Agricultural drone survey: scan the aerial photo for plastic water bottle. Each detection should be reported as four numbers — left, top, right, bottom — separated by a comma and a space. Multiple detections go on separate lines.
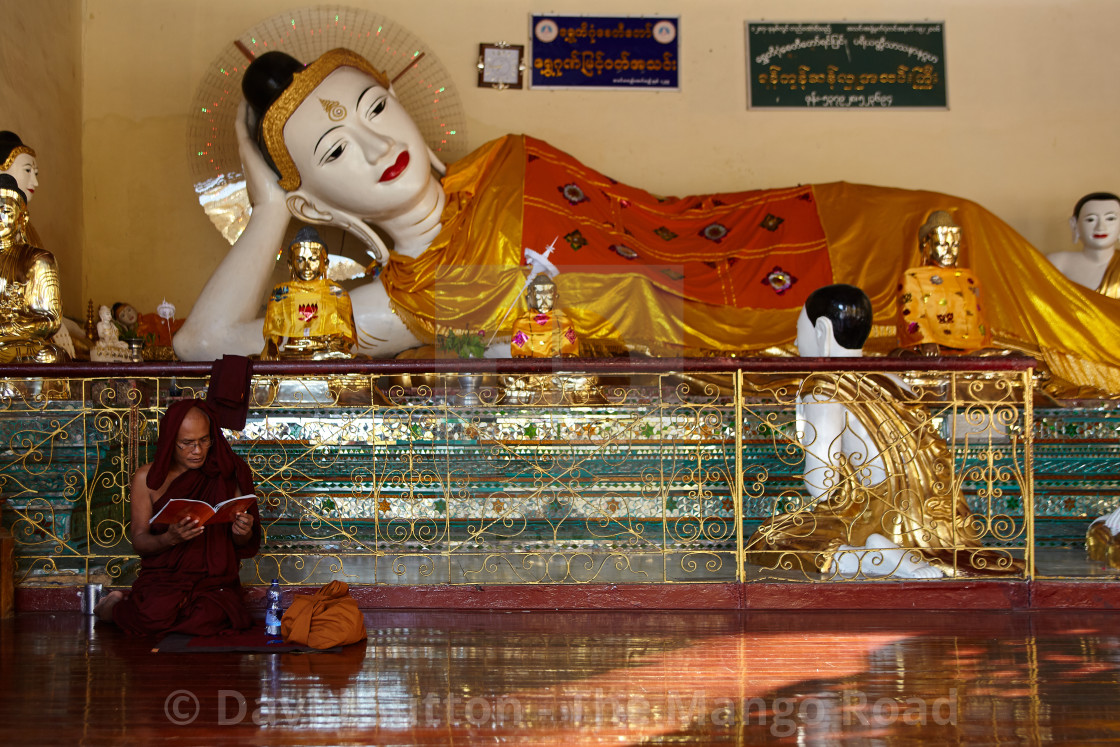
265, 579, 282, 635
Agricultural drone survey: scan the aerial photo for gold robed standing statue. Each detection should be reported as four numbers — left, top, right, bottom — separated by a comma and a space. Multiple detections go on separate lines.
260, 226, 357, 360
0, 174, 65, 363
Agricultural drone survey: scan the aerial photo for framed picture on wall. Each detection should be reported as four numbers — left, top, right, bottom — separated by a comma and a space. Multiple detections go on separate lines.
478, 43, 525, 89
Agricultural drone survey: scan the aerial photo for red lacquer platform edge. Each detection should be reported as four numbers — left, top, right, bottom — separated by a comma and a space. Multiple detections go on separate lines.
16, 579, 1120, 613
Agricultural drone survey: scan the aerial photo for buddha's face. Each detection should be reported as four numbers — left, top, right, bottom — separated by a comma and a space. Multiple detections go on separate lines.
0, 196, 27, 242
283, 67, 431, 220
289, 243, 327, 281
2, 153, 38, 201
1076, 199, 1120, 251
923, 226, 961, 268
529, 282, 556, 313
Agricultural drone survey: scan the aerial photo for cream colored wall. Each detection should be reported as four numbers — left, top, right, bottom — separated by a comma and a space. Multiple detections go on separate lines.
78, 0, 1120, 318
0, 0, 83, 319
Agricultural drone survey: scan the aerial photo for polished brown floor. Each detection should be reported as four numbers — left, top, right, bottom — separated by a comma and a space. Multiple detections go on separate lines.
3, 608, 1120, 745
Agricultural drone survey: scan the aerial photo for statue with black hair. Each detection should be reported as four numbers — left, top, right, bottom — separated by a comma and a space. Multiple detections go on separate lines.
745, 283, 1022, 579
1049, 192, 1120, 297
0, 131, 41, 248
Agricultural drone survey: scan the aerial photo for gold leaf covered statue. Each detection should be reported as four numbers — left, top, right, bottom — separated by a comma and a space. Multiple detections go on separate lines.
510, 274, 579, 358
260, 226, 357, 360
0, 174, 65, 363
896, 210, 991, 355
745, 284, 1021, 579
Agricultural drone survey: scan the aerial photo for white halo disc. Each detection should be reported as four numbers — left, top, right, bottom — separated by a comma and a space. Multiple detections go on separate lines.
188, 5, 468, 244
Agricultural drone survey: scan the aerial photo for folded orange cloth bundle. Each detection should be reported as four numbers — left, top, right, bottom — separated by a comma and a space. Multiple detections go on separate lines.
280, 580, 366, 649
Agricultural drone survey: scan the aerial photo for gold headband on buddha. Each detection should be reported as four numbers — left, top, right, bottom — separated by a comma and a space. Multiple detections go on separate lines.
0, 145, 36, 172
289, 240, 327, 255
261, 48, 391, 191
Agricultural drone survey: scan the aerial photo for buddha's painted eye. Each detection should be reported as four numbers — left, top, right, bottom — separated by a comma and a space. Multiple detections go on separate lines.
322, 142, 346, 165
366, 96, 387, 120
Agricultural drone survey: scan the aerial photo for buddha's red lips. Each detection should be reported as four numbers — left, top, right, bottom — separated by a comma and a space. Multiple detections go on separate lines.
379, 152, 410, 182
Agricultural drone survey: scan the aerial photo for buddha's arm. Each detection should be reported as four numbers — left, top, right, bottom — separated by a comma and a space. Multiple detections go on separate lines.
0, 254, 62, 341
798, 398, 846, 502
174, 103, 291, 361
347, 280, 422, 357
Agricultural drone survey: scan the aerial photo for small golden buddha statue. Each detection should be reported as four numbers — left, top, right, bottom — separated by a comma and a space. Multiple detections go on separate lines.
510, 274, 579, 358
896, 210, 991, 355
261, 227, 357, 360
0, 174, 65, 363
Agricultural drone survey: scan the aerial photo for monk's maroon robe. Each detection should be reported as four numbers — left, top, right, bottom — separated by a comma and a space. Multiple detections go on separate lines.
113, 400, 261, 636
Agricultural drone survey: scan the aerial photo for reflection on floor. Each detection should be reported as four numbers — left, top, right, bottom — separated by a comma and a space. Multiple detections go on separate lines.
3, 607, 1119, 745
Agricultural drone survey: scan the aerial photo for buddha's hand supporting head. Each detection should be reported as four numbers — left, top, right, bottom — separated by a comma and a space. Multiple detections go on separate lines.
242, 48, 438, 264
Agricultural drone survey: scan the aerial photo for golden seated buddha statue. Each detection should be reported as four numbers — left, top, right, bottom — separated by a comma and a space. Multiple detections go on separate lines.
260, 227, 357, 360
0, 174, 65, 363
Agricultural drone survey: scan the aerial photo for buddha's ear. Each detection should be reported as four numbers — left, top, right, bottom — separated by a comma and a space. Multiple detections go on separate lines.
286, 191, 334, 225
428, 147, 447, 177
1070, 215, 1081, 245
286, 191, 389, 266
813, 316, 835, 357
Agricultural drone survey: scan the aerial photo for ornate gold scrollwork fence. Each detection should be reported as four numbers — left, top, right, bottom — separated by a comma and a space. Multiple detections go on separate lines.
0, 357, 1035, 587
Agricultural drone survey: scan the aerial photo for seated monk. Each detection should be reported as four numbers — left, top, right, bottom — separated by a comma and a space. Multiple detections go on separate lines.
745, 284, 1023, 579
896, 210, 991, 355
510, 274, 579, 358
0, 174, 65, 363
260, 227, 357, 360
1048, 192, 1120, 297
95, 400, 261, 635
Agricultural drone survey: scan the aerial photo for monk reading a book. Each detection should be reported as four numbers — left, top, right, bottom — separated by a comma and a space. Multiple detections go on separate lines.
95, 400, 261, 635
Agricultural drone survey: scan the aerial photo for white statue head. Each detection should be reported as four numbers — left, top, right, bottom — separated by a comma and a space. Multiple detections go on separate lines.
0, 132, 37, 202
1070, 192, 1120, 252
797, 284, 873, 358
243, 49, 438, 256
98, 304, 112, 323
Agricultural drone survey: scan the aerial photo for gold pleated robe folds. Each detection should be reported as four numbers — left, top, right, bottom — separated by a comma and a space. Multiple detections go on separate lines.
1086, 520, 1120, 569
744, 373, 1024, 578
261, 278, 356, 354
379, 134, 1120, 393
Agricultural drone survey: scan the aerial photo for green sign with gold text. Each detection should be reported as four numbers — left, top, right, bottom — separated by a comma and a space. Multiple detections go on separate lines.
747, 22, 946, 109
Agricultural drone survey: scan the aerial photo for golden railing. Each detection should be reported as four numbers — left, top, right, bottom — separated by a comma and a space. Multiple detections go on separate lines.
0, 357, 1037, 587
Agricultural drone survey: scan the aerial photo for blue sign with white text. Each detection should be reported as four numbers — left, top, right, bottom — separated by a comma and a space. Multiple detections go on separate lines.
530, 15, 680, 90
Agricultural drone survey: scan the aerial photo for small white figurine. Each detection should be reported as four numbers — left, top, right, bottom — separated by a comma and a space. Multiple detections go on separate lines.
90, 304, 131, 362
